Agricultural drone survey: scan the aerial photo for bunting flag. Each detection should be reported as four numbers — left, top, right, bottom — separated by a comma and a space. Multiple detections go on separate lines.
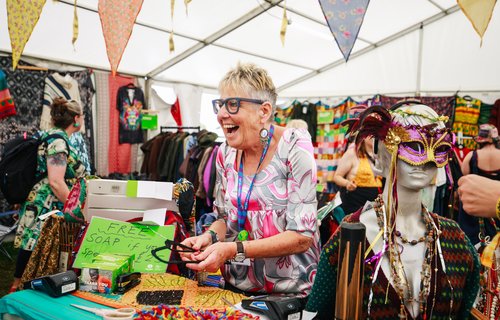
98, 0, 144, 75
72, 0, 79, 47
280, 2, 288, 46
170, 0, 176, 53
458, 0, 497, 44
7, 0, 47, 69
184, 0, 192, 16
319, 0, 370, 62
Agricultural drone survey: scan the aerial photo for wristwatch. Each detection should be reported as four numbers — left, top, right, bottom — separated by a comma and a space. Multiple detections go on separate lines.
206, 230, 219, 244
234, 241, 246, 262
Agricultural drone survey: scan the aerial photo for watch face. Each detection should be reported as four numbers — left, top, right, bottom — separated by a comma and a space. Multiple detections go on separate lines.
234, 253, 245, 263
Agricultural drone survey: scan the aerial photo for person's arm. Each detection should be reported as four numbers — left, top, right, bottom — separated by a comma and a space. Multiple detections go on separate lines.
333, 148, 356, 190
460, 151, 473, 176
47, 147, 70, 203
458, 174, 500, 218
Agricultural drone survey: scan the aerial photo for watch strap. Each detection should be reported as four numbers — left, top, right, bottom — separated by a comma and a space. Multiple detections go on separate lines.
207, 230, 218, 244
236, 241, 244, 254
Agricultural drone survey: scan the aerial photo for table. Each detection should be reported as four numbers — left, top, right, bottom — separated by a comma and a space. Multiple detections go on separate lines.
0, 290, 111, 320
0, 290, 317, 320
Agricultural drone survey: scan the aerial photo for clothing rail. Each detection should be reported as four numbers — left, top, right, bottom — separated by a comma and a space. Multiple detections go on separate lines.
160, 126, 201, 133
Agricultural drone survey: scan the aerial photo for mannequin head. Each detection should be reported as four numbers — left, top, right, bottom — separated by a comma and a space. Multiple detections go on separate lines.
370, 104, 449, 190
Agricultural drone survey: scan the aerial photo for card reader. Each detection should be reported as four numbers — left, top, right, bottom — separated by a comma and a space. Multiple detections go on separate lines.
241, 295, 303, 320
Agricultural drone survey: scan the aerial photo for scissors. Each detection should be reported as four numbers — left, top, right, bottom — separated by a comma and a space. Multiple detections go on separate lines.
71, 304, 135, 319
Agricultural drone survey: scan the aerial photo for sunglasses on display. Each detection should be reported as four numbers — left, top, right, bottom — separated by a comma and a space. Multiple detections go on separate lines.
212, 97, 265, 115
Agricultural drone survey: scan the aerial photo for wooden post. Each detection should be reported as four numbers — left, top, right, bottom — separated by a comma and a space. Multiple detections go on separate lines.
335, 222, 366, 320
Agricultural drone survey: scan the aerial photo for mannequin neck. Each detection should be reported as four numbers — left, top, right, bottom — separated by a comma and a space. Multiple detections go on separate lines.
381, 179, 423, 218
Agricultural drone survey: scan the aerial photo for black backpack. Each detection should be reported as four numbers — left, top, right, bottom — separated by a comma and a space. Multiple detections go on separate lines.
0, 133, 69, 204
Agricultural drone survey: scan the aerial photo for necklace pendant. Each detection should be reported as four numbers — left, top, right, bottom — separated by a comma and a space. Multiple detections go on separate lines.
238, 230, 249, 241
410, 239, 418, 246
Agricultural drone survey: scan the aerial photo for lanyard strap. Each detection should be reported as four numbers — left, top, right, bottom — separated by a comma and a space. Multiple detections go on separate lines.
237, 125, 275, 231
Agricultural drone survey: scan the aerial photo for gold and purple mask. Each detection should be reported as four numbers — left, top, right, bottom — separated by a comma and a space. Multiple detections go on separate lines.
385, 124, 452, 168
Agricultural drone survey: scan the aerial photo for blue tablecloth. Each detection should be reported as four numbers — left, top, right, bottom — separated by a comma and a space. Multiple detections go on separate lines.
0, 290, 114, 320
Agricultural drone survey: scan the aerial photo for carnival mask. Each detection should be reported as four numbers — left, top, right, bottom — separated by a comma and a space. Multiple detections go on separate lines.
386, 125, 452, 168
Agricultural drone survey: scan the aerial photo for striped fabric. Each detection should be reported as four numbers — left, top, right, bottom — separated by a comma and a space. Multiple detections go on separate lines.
94, 71, 110, 176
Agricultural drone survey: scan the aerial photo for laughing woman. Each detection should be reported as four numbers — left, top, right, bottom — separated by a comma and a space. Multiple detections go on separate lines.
180, 62, 320, 297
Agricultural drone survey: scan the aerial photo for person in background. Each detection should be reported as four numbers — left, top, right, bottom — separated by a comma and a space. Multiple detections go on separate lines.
180, 62, 320, 297
333, 137, 382, 214
286, 119, 308, 130
458, 124, 500, 245
9, 97, 88, 293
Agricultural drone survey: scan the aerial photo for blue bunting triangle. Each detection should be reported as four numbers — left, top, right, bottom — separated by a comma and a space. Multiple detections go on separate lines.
319, 0, 370, 62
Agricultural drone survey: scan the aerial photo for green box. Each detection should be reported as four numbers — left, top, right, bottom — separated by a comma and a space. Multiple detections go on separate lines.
79, 253, 134, 294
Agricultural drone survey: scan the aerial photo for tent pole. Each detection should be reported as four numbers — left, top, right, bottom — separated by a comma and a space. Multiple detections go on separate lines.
416, 23, 424, 97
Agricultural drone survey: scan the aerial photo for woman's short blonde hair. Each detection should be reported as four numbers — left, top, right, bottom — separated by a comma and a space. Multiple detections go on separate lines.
219, 62, 278, 116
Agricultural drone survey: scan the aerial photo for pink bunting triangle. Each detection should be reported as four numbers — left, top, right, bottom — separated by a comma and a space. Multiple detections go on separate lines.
98, 0, 144, 75
7, 0, 47, 69
319, 0, 370, 62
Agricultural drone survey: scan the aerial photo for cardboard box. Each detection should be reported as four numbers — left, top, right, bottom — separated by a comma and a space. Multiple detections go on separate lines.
78, 253, 134, 294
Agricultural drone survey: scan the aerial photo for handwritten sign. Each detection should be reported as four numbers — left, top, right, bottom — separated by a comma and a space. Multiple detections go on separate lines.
73, 217, 175, 273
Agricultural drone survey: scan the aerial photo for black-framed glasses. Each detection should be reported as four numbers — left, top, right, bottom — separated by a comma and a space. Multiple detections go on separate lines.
212, 97, 265, 115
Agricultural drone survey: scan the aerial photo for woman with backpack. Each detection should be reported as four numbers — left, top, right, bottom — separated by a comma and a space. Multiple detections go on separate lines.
9, 97, 88, 293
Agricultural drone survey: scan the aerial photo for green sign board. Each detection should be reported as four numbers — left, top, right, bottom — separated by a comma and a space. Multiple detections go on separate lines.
317, 110, 334, 124
141, 114, 158, 130
73, 217, 175, 273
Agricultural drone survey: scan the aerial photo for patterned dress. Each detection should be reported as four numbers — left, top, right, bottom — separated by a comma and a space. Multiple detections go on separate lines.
214, 128, 320, 296
306, 202, 480, 319
14, 128, 87, 251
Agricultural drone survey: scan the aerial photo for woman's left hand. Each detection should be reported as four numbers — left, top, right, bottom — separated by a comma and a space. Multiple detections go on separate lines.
186, 242, 236, 273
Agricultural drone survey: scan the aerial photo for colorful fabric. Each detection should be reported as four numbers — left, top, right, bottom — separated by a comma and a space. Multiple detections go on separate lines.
98, 0, 144, 75
6, 0, 46, 69
14, 128, 87, 251
171, 97, 182, 126
0, 70, 16, 119
318, 0, 370, 61
306, 205, 480, 319
452, 96, 481, 149
274, 104, 293, 126
379, 95, 455, 119
214, 128, 320, 296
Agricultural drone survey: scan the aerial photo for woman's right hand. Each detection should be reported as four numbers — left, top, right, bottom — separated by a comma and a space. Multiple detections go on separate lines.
346, 181, 357, 191
179, 234, 212, 261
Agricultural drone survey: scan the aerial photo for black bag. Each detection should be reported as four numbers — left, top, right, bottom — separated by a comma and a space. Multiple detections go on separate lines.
0, 133, 69, 204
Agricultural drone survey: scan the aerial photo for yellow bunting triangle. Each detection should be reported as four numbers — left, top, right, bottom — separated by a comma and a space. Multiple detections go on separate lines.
280, 4, 288, 47
98, 0, 144, 75
170, 0, 176, 53
72, 0, 79, 47
458, 0, 497, 44
184, 0, 192, 16
7, 0, 47, 69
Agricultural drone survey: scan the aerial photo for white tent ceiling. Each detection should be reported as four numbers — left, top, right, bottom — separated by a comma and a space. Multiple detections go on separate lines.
0, 0, 499, 97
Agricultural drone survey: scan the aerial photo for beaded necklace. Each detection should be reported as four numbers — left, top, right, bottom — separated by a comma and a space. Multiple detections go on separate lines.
373, 196, 436, 319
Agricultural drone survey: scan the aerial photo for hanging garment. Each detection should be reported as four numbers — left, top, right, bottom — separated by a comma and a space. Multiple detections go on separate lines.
41, 72, 91, 172
70, 71, 96, 174
291, 100, 317, 141
94, 71, 111, 176
108, 75, 134, 174
0, 57, 48, 214
117, 84, 146, 144
0, 70, 16, 119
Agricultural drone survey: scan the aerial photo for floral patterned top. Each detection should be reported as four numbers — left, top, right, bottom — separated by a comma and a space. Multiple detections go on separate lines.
14, 128, 87, 251
214, 128, 320, 296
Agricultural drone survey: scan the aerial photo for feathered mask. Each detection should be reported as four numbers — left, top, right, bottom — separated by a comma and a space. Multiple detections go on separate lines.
343, 105, 452, 168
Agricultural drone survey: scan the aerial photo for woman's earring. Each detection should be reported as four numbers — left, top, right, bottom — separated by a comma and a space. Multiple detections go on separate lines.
73, 122, 80, 128
259, 127, 269, 146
